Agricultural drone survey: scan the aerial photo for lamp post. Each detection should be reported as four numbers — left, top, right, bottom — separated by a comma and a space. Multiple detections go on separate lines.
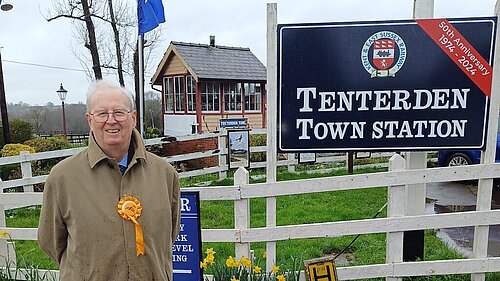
56, 83, 68, 137
0, 1, 13, 145
0, 49, 10, 145
0, 0, 13, 11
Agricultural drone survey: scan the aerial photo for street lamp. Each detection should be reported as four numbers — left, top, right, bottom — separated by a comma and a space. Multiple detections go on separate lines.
0, 0, 13, 11
0, 1, 13, 145
56, 83, 68, 137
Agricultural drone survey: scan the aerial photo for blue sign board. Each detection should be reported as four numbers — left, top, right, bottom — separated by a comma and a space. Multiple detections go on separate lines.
277, 17, 496, 152
173, 191, 202, 281
220, 117, 248, 129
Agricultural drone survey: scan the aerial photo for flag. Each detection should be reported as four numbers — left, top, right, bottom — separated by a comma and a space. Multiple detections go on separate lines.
138, 0, 165, 35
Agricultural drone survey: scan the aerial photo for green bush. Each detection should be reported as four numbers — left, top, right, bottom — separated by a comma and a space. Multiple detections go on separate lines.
250, 134, 266, 162
0, 144, 35, 157
24, 136, 71, 153
0, 144, 36, 182
9, 119, 34, 144
145, 127, 161, 139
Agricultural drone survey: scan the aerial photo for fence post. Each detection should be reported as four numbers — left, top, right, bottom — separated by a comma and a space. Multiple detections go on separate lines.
471, 2, 500, 281
0, 178, 7, 267
20, 151, 34, 192
218, 130, 228, 180
386, 154, 406, 281
287, 153, 295, 173
266, 2, 278, 272
234, 167, 250, 260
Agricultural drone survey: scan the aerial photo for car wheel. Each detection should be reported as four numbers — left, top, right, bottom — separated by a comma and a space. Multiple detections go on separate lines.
447, 153, 472, 166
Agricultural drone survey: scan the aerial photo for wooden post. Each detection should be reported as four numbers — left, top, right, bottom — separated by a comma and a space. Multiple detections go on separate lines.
20, 151, 34, 192
218, 129, 227, 180
234, 167, 251, 260
471, 2, 500, 280
0, 179, 7, 267
266, 2, 278, 272
403, 0, 434, 262
347, 152, 354, 174
287, 153, 295, 173
386, 154, 406, 281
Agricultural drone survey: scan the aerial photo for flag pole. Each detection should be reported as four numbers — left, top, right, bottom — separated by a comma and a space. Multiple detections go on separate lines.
138, 34, 145, 137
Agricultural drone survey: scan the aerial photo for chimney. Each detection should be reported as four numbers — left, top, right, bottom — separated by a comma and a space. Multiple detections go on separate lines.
209, 35, 215, 47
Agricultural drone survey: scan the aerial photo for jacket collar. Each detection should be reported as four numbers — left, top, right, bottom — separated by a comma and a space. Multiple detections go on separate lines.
88, 129, 147, 169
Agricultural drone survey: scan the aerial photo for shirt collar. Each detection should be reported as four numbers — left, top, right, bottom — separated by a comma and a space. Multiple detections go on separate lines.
87, 128, 147, 169
118, 153, 128, 167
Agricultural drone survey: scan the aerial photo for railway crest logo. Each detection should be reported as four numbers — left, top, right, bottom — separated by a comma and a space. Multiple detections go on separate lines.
361, 31, 407, 77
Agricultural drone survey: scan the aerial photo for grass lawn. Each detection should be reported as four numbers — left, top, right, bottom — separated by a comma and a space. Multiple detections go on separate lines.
5, 165, 500, 280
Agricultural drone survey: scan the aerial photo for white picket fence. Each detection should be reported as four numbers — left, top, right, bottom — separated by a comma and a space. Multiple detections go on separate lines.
0, 132, 499, 280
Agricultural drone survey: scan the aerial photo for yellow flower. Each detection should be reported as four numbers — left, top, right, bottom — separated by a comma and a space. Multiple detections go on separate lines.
204, 254, 215, 265
276, 274, 286, 281
0, 231, 8, 238
253, 265, 262, 273
272, 265, 280, 273
206, 248, 216, 256
240, 256, 252, 267
226, 256, 236, 267
262, 251, 266, 258
230, 276, 239, 281
200, 261, 207, 269
233, 260, 242, 267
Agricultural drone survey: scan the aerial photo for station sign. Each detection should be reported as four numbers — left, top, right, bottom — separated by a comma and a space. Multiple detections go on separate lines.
220, 117, 248, 129
278, 17, 497, 152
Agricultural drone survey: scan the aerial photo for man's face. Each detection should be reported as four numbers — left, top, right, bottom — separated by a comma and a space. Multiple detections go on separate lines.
86, 87, 137, 156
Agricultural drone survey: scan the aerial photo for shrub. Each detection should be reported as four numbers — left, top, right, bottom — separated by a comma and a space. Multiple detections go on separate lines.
9, 119, 34, 144
24, 135, 71, 153
0, 144, 36, 182
250, 134, 266, 162
0, 144, 35, 157
145, 127, 161, 139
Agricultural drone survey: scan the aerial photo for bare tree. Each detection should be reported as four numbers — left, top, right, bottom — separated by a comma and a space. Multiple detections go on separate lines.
26, 106, 47, 134
46, 0, 103, 80
106, 0, 124, 86
47, 0, 164, 90
144, 90, 162, 131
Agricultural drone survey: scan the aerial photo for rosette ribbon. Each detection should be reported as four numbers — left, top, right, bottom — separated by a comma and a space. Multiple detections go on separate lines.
117, 196, 145, 256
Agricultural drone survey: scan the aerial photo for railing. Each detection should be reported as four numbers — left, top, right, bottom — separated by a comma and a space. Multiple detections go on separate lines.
0, 133, 498, 280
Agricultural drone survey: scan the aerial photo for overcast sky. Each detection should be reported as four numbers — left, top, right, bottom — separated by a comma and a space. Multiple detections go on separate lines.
0, 0, 497, 106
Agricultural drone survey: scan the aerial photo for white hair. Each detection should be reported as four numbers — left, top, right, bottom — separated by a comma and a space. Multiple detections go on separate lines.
86, 80, 135, 112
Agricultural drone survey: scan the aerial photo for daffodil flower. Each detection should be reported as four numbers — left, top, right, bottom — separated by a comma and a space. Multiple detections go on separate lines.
204, 254, 215, 265
272, 265, 280, 273
205, 248, 216, 256
253, 265, 262, 273
226, 256, 235, 267
230, 276, 239, 281
240, 256, 252, 267
200, 261, 207, 269
276, 274, 286, 281
0, 231, 8, 238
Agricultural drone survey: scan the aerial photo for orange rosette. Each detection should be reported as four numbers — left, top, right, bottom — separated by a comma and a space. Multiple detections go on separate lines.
117, 196, 145, 256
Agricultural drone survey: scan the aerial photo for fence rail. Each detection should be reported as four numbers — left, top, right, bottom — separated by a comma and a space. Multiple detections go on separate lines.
0, 132, 498, 280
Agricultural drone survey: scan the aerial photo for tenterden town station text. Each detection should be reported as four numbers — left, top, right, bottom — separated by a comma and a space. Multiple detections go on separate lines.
295, 87, 470, 141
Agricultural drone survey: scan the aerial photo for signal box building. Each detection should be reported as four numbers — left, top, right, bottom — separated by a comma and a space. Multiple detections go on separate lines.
151, 39, 267, 136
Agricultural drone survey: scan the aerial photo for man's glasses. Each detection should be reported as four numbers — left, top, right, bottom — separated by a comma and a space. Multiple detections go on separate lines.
90, 110, 131, 123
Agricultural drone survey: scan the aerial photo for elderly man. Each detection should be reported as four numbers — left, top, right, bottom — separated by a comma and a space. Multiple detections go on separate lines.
38, 80, 180, 281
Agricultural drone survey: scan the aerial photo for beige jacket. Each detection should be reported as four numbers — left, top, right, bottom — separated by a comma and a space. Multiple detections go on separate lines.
38, 129, 180, 281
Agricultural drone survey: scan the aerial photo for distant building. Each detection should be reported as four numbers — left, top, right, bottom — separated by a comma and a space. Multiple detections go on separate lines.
151, 37, 267, 136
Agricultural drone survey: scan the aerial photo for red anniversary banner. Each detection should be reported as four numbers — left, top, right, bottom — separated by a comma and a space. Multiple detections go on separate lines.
416, 19, 493, 97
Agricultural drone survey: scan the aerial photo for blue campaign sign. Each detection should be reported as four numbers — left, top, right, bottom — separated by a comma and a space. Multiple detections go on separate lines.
277, 17, 497, 152
173, 191, 203, 281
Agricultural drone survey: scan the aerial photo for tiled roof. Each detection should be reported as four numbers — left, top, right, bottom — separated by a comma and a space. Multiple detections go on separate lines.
172, 41, 266, 81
